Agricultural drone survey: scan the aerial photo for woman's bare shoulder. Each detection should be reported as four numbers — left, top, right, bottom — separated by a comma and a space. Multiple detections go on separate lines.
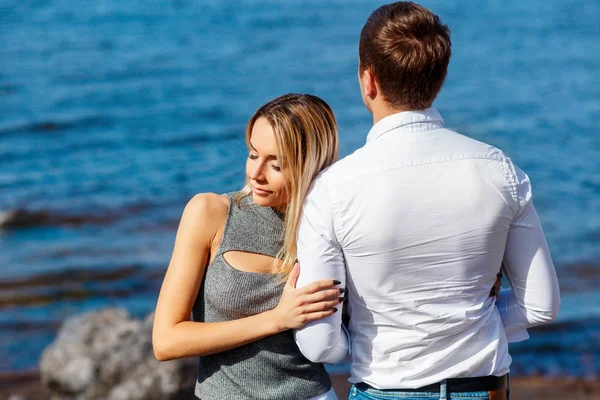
187, 193, 229, 212
182, 193, 229, 226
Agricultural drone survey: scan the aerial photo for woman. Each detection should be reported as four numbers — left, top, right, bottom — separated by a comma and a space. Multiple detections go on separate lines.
152, 93, 344, 399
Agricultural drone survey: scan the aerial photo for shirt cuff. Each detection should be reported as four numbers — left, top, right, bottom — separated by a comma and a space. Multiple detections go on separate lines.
506, 328, 529, 343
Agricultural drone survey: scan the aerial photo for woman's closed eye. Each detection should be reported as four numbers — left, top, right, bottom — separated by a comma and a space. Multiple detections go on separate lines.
248, 152, 258, 160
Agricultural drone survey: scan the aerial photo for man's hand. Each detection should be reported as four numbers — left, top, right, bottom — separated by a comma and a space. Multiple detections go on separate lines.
490, 269, 502, 299
341, 295, 350, 329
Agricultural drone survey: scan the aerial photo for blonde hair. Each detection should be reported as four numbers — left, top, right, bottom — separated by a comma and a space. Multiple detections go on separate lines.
235, 94, 339, 278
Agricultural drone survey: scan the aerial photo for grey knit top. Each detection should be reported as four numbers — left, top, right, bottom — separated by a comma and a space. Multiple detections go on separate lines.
192, 193, 331, 400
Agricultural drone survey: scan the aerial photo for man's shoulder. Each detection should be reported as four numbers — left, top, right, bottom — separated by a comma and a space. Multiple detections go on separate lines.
426, 127, 510, 164
314, 127, 511, 189
449, 129, 501, 150
314, 144, 372, 186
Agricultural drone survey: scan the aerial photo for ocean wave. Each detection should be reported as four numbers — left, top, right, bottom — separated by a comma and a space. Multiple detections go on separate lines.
0, 264, 161, 308
0, 264, 145, 291
0, 209, 114, 228
0, 115, 110, 136
160, 128, 241, 146
509, 318, 600, 376
0, 83, 19, 95
556, 262, 600, 294
0, 204, 152, 229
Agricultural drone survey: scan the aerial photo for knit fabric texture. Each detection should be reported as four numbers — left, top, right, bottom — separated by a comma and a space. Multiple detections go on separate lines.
192, 193, 332, 400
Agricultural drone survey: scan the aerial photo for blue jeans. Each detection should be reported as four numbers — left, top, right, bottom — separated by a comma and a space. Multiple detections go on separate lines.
348, 383, 495, 400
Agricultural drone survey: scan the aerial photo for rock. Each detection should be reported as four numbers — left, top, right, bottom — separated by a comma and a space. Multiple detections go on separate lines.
40, 309, 196, 399
0, 209, 50, 228
57, 357, 95, 393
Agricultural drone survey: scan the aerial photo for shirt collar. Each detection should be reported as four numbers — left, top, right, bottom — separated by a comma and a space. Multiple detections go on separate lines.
366, 107, 445, 143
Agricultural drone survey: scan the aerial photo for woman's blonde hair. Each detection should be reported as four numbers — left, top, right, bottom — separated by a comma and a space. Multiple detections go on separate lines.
235, 94, 339, 278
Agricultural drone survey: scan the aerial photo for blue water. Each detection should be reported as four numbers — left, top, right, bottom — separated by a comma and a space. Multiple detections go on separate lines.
1, 0, 599, 375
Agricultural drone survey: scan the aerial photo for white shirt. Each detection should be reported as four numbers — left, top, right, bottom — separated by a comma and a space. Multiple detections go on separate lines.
294, 108, 560, 389
309, 388, 337, 400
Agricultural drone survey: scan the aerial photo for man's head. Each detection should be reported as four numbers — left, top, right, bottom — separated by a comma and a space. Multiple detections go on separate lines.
358, 2, 451, 113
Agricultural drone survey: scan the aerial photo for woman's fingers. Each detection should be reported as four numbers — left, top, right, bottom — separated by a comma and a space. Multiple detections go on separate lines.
302, 298, 342, 313
303, 308, 337, 323
300, 288, 343, 305
299, 279, 341, 294
276, 272, 344, 329
286, 263, 301, 289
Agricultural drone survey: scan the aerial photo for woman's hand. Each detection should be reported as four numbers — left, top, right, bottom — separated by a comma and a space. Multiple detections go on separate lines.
271, 263, 343, 331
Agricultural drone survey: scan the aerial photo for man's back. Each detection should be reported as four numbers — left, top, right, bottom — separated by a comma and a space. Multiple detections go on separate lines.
295, 2, 558, 397
294, 108, 559, 389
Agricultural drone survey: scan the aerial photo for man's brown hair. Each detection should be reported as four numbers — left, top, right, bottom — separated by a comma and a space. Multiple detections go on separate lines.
359, 2, 451, 110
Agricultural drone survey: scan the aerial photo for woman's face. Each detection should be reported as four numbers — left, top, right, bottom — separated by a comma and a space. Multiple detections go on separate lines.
246, 117, 288, 210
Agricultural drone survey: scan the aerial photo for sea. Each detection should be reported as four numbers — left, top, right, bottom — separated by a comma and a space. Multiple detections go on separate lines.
1, 0, 599, 378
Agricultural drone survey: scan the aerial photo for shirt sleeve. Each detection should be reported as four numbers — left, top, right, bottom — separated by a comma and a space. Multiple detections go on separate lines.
497, 165, 561, 337
293, 177, 350, 363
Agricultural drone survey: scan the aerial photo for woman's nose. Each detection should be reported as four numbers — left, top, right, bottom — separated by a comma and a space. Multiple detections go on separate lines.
249, 162, 265, 181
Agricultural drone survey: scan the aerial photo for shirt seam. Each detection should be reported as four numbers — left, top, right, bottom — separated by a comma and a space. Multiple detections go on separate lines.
319, 179, 345, 250
328, 153, 508, 187
502, 157, 520, 216
368, 122, 444, 143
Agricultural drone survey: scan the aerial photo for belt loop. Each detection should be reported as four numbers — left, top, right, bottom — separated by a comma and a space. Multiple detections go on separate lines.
440, 379, 447, 400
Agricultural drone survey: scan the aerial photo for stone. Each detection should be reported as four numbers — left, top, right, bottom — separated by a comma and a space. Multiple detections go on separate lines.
40, 308, 196, 399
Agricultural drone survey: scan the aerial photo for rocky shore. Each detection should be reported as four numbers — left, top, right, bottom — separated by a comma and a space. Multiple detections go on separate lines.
3, 308, 598, 400
4, 370, 600, 400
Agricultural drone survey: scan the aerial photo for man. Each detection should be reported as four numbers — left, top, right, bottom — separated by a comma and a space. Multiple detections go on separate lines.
294, 2, 560, 400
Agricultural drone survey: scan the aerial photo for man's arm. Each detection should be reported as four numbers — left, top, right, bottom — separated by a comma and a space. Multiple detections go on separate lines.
293, 178, 350, 363
497, 200, 560, 332
496, 165, 560, 335
499, 262, 529, 343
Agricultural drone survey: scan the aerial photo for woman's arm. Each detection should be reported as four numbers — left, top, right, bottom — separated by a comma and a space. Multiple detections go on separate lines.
152, 193, 341, 361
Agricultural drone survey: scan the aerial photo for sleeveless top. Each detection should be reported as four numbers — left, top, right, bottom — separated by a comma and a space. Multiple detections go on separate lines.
192, 193, 332, 400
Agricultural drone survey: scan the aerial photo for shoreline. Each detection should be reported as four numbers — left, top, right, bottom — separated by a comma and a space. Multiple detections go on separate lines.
3, 266, 599, 375
2, 371, 600, 400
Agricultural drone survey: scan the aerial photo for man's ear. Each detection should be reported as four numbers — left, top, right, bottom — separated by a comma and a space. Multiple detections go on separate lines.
361, 69, 378, 99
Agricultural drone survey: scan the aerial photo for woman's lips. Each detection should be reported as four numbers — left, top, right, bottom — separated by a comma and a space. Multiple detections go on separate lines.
252, 186, 272, 196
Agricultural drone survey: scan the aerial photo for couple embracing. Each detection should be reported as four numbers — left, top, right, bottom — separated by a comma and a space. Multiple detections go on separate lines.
153, 2, 560, 400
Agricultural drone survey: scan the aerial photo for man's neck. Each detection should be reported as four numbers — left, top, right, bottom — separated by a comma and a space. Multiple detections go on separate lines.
371, 102, 407, 126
